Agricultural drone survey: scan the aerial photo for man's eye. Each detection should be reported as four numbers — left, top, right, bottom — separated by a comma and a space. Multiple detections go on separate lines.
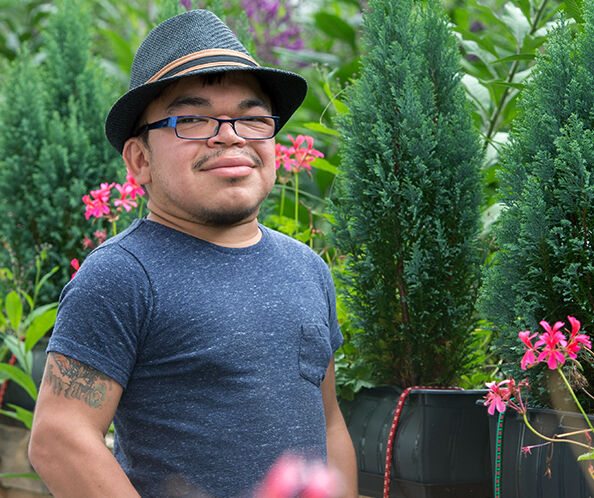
178, 116, 208, 125
242, 116, 269, 123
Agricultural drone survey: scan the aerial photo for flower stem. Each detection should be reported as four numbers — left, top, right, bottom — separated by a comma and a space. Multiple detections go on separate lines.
557, 367, 594, 434
280, 184, 286, 216
294, 172, 299, 224
522, 411, 592, 450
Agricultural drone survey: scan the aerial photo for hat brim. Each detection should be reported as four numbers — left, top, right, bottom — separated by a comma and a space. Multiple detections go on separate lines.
105, 65, 307, 154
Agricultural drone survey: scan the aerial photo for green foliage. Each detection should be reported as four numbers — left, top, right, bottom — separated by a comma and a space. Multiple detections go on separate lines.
453, 0, 564, 221
0, 247, 58, 429
332, 0, 484, 387
0, 0, 123, 302
479, 6, 594, 409
0, 0, 53, 60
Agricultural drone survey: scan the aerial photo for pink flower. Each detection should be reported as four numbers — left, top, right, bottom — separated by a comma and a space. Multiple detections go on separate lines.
566, 316, 592, 359
82, 194, 110, 220
114, 195, 138, 212
94, 230, 107, 245
484, 380, 512, 415
521, 348, 536, 371
535, 320, 568, 369
256, 454, 342, 498
519, 330, 538, 370
275, 135, 324, 173
121, 174, 145, 200
90, 182, 115, 203
70, 259, 80, 279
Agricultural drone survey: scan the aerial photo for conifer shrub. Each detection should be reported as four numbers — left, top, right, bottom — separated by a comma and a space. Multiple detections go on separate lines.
0, 0, 122, 302
332, 0, 483, 387
479, 7, 594, 410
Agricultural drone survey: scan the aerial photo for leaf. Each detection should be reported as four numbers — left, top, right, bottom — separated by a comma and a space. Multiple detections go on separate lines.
3, 334, 32, 374
0, 363, 37, 401
500, 3, 531, 44
33, 265, 59, 300
303, 122, 341, 137
5, 291, 22, 333
577, 450, 594, 461
24, 307, 57, 352
310, 158, 338, 175
491, 53, 536, 64
563, 0, 585, 24
0, 472, 40, 480
313, 12, 356, 48
0, 404, 34, 429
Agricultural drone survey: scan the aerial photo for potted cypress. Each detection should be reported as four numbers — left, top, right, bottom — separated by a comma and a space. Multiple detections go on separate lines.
331, 0, 488, 495
479, 1, 594, 495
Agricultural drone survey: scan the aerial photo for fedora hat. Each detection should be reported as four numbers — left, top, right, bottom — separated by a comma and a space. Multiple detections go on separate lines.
105, 9, 307, 153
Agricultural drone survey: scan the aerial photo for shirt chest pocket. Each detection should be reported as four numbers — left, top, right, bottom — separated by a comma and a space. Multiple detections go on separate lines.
298, 324, 332, 387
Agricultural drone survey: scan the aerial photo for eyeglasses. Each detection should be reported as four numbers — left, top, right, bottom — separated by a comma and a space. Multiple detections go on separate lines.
139, 115, 280, 140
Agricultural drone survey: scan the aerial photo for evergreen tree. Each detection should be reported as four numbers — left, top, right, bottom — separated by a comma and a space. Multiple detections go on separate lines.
332, 0, 483, 387
0, 0, 123, 301
479, 7, 594, 409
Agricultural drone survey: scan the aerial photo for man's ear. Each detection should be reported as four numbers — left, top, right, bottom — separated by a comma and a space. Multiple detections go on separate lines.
123, 137, 151, 185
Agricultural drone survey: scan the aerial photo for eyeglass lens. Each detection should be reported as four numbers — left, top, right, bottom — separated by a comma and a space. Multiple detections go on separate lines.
176, 116, 276, 139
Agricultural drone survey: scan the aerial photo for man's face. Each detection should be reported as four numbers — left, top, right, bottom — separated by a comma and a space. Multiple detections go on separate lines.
130, 73, 277, 228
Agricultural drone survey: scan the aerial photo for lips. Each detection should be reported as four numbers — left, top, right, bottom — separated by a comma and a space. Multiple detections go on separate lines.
200, 157, 255, 172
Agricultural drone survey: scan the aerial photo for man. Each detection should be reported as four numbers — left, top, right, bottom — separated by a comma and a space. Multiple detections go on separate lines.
28, 9, 357, 498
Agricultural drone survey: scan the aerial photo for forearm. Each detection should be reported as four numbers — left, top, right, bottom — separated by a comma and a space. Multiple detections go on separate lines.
327, 419, 358, 498
29, 425, 139, 497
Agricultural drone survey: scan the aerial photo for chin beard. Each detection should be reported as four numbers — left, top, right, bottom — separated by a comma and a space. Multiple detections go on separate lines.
196, 202, 261, 226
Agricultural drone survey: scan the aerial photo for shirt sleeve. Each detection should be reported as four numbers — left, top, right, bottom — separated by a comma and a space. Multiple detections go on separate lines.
48, 243, 152, 388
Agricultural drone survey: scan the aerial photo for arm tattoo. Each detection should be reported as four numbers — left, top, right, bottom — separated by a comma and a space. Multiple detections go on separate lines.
45, 352, 114, 409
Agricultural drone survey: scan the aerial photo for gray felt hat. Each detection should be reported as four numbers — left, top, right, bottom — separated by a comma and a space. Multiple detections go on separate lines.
105, 9, 308, 153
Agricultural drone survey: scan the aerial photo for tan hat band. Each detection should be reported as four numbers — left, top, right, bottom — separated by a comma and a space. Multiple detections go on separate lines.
146, 49, 260, 83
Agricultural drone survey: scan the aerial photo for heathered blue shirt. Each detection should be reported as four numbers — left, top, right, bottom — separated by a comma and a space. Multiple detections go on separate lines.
48, 219, 342, 497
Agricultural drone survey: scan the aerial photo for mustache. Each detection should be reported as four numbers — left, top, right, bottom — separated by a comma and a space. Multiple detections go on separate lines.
193, 150, 263, 170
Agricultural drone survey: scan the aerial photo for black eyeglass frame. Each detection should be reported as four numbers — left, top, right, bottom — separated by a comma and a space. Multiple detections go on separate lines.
137, 115, 281, 140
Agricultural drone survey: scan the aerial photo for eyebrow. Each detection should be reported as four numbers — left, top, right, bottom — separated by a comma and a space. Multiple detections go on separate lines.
166, 96, 272, 114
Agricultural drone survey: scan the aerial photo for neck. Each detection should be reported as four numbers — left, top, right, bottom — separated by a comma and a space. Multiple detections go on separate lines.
146, 211, 262, 248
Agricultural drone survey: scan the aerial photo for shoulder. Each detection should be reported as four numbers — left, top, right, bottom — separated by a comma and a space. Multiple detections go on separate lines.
262, 225, 323, 262
260, 225, 334, 283
66, 221, 154, 299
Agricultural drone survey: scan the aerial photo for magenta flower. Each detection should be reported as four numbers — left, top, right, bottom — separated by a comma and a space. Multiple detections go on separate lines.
82, 194, 110, 220
484, 380, 512, 415
519, 330, 538, 370
70, 259, 80, 279
275, 135, 324, 173
535, 320, 568, 369
521, 348, 536, 370
566, 315, 592, 359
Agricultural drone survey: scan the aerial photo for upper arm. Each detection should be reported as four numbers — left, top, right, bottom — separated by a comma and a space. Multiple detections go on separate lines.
33, 351, 123, 437
321, 356, 341, 427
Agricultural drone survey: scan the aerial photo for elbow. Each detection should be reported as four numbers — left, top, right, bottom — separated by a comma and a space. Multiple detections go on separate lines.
28, 424, 53, 475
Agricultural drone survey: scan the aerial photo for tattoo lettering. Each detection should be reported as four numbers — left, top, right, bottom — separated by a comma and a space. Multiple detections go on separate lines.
45, 352, 113, 408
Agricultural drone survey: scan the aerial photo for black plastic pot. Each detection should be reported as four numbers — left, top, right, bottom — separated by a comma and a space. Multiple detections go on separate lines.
489, 407, 594, 498
340, 386, 492, 498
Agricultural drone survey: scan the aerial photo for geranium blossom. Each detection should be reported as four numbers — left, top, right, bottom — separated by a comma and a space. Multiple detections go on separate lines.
519, 330, 538, 370
566, 316, 592, 359
484, 379, 513, 415
275, 135, 324, 173
535, 320, 568, 369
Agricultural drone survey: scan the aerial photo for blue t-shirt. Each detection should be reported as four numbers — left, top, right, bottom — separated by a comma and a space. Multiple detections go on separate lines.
48, 219, 342, 497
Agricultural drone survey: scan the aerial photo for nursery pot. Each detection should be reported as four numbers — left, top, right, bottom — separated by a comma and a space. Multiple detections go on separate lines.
340, 386, 492, 498
489, 406, 594, 498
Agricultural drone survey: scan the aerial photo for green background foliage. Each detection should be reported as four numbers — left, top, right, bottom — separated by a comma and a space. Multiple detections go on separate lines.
0, 0, 123, 299
331, 0, 484, 387
0, 0, 592, 403
479, 6, 594, 409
